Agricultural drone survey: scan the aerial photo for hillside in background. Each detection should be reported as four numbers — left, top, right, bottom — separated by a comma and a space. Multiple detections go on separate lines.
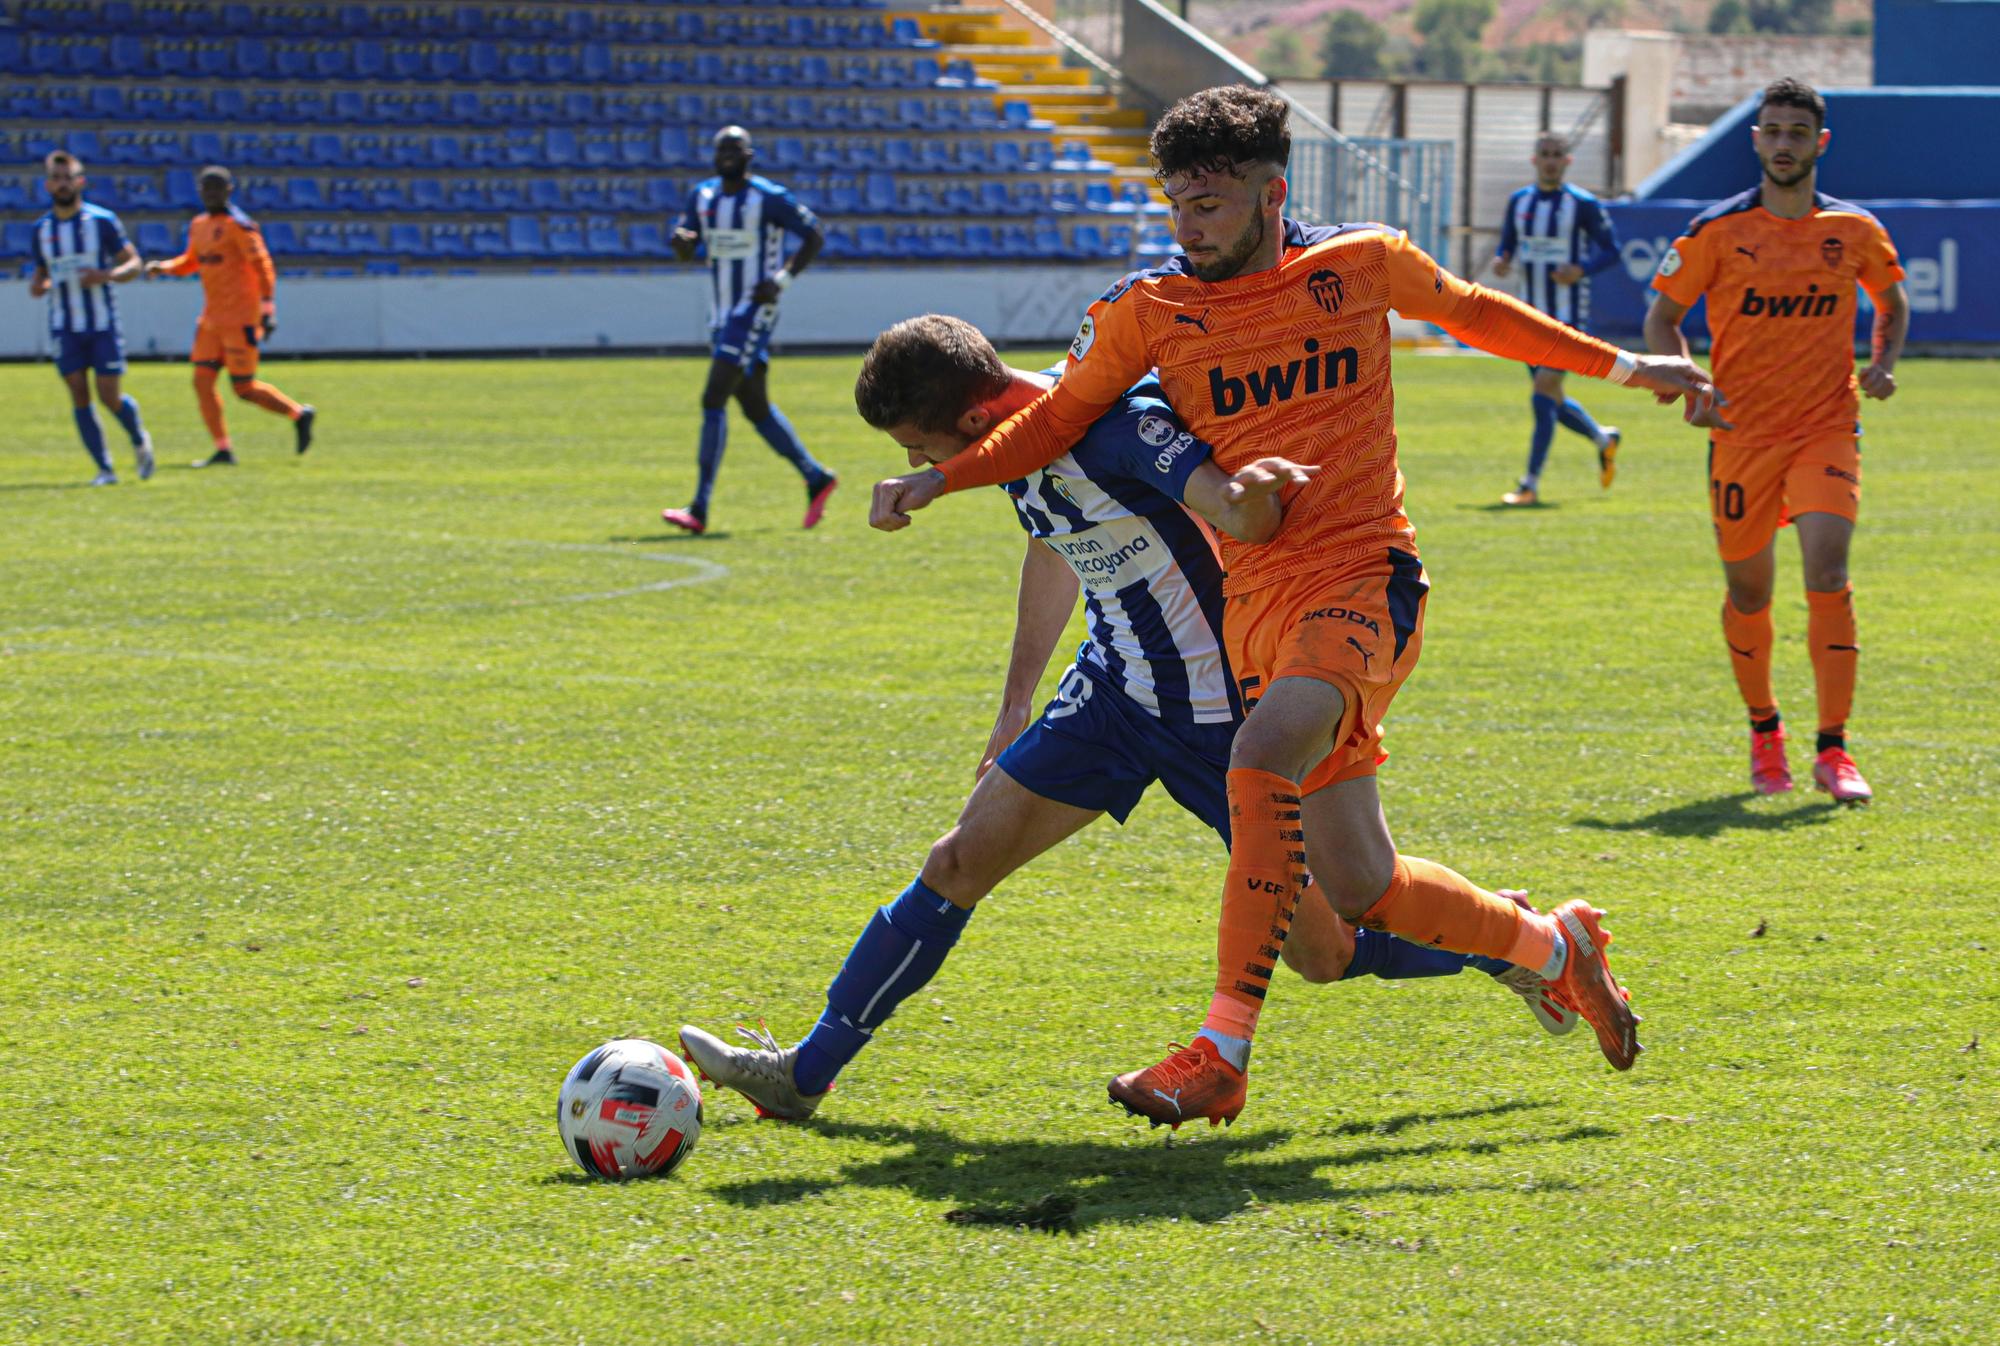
1188, 0, 1875, 83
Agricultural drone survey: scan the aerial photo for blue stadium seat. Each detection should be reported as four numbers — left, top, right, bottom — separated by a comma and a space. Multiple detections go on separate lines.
194, 41, 231, 77
546, 216, 585, 257
507, 215, 549, 257
855, 223, 892, 257
189, 130, 225, 163
437, 224, 481, 259
0, 32, 22, 74
580, 133, 617, 168
466, 40, 500, 81
1073, 224, 1107, 257
1049, 181, 1084, 214
353, 39, 386, 79
371, 181, 413, 212
129, 86, 170, 122
307, 133, 347, 167
585, 217, 622, 257
333, 90, 366, 123
429, 136, 463, 169
286, 178, 326, 211
658, 126, 694, 168
409, 178, 444, 212
164, 168, 197, 204
630, 222, 671, 258
964, 224, 998, 258
273, 44, 311, 79
262, 221, 300, 255
137, 220, 176, 256
446, 179, 487, 211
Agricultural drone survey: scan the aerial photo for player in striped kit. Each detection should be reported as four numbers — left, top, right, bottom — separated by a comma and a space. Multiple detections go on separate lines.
663, 127, 838, 535
1493, 133, 1622, 505
677, 315, 1576, 1121
25, 151, 154, 485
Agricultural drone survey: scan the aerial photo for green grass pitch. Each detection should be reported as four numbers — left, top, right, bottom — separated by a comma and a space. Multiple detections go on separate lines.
2, 352, 1994, 1344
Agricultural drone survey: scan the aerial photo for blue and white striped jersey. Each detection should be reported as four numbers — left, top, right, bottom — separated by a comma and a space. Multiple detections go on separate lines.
1003, 370, 1236, 724
678, 174, 819, 328
1497, 183, 1619, 329
31, 203, 130, 336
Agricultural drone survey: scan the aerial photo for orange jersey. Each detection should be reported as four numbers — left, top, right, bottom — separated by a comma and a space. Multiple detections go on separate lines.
1651, 189, 1903, 446
936, 221, 1621, 594
158, 205, 276, 328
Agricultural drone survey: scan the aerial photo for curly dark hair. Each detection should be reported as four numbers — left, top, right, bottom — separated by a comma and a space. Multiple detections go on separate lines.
854, 314, 1012, 434
1759, 77, 1826, 128
1150, 85, 1290, 183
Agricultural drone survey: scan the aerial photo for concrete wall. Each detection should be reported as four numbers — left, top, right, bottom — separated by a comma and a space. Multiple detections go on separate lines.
1, 266, 1124, 360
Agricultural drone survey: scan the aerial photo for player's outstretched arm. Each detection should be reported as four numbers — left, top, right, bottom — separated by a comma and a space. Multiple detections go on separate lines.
978, 539, 1082, 781
1644, 293, 1733, 430
1386, 232, 1725, 424
1182, 458, 1321, 544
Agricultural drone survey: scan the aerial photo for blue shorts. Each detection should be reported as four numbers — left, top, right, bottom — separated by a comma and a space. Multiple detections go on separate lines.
995, 665, 1239, 841
711, 298, 778, 370
55, 329, 126, 377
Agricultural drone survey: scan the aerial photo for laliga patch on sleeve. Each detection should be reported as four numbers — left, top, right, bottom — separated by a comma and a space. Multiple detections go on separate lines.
1656, 246, 1683, 279
1135, 414, 1175, 447
1069, 314, 1095, 361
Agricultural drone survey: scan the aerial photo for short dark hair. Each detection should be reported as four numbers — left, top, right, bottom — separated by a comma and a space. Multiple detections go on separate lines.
855, 314, 1011, 435
44, 149, 82, 175
1535, 131, 1571, 154
1759, 77, 1826, 129
198, 164, 233, 186
1150, 85, 1290, 183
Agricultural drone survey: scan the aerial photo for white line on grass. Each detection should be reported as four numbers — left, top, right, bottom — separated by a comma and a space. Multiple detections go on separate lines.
0, 537, 730, 639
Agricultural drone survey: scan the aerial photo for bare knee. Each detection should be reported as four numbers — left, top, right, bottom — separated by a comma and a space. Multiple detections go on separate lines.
1314, 858, 1395, 922
1804, 562, 1849, 593
919, 829, 989, 909
1282, 903, 1349, 984
1726, 578, 1773, 614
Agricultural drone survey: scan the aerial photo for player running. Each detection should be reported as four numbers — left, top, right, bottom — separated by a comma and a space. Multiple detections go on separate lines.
662, 126, 838, 535
870, 87, 1720, 1128
1492, 132, 1623, 505
24, 150, 153, 485
142, 165, 314, 467
1645, 78, 1907, 805
678, 314, 1578, 1123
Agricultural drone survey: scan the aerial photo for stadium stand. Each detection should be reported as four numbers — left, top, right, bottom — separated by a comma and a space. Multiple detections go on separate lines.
1, 0, 1172, 273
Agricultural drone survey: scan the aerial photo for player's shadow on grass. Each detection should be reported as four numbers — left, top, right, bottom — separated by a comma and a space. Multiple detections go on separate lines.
0, 481, 98, 492
706, 1099, 1609, 1232
1462, 501, 1564, 513
1576, 790, 1842, 838
606, 531, 734, 544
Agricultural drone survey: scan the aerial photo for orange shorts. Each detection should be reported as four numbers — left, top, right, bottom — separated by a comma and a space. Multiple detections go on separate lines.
1708, 430, 1860, 562
191, 318, 261, 379
1225, 548, 1428, 796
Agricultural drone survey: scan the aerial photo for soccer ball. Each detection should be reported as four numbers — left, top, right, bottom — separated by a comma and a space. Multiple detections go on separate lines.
556, 1038, 703, 1181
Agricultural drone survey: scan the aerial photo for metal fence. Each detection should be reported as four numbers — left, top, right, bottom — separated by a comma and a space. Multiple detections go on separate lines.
1028, 0, 1454, 259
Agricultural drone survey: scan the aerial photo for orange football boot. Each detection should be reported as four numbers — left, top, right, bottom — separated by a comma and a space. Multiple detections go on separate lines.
1549, 901, 1641, 1071
1108, 1037, 1246, 1129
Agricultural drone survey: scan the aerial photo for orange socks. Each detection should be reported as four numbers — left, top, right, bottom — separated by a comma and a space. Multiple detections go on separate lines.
1200, 768, 1306, 1042
1722, 598, 1778, 720
193, 367, 229, 447
1360, 855, 1551, 969
239, 381, 304, 419
1806, 585, 1857, 736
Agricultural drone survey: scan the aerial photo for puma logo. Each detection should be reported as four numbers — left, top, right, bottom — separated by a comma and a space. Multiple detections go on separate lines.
1150, 1088, 1184, 1116
1728, 643, 1757, 658
1345, 636, 1374, 671
1735, 245, 1760, 261
1826, 643, 1859, 652
1174, 310, 1210, 334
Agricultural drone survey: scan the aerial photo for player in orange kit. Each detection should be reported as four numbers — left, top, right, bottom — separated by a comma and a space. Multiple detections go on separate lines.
868, 87, 1720, 1128
143, 166, 315, 466
1646, 78, 1907, 805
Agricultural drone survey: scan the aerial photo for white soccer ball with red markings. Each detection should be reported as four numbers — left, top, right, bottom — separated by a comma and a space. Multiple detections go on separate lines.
557, 1038, 703, 1181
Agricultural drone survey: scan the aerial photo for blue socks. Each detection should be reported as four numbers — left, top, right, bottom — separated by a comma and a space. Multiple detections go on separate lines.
113, 394, 146, 446
1524, 392, 1558, 486
793, 877, 973, 1096
691, 407, 727, 517
1558, 397, 1606, 446
1344, 929, 1482, 980
752, 406, 828, 484
73, 407, 110, 472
